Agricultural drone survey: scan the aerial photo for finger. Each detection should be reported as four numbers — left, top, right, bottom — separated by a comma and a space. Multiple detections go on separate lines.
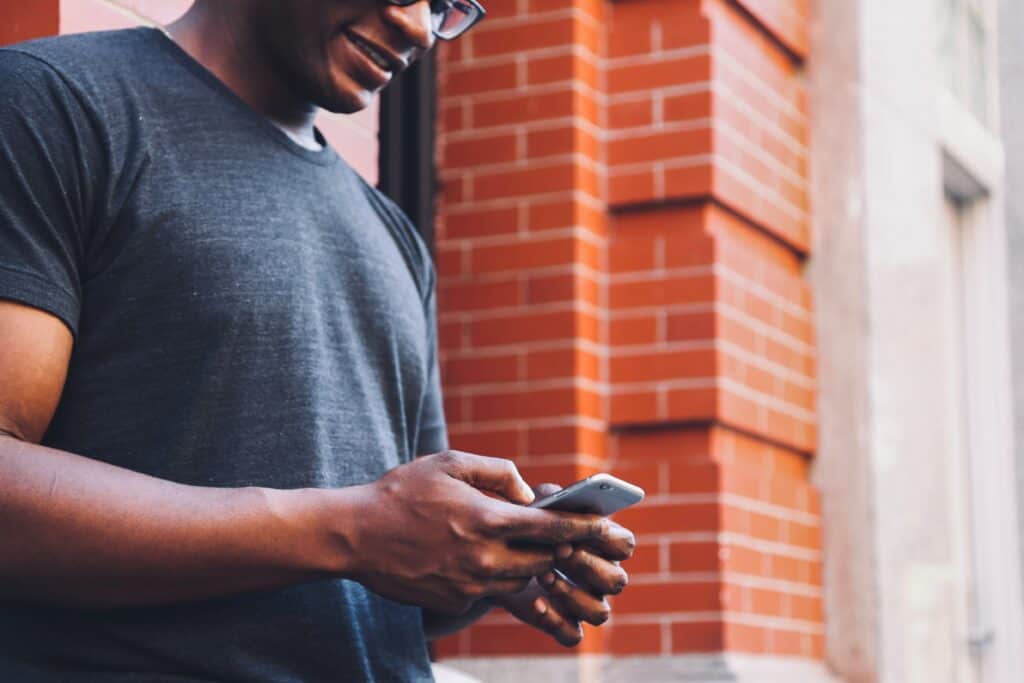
498, 507, 611, 545
557, 548, 629, 596
532, 596, 583, 647
482, 545, 557, 579
533, 482, 562, 498
438, 450, 535, 505
578, 519, 636, 561
480, 578, 532, 597
540, 570, 612, 626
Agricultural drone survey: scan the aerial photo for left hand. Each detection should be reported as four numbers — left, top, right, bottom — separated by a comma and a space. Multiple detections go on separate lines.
493, 484, 635, 646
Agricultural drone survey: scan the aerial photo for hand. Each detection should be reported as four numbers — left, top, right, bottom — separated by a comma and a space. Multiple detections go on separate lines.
343, 452, 619, 616
494, 483, 636, 647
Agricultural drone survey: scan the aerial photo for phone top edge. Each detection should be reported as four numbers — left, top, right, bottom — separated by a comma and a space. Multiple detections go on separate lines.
587, 473, 646, 500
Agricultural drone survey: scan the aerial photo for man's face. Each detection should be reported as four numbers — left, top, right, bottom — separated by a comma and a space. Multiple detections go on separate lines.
246, 0, 435, 114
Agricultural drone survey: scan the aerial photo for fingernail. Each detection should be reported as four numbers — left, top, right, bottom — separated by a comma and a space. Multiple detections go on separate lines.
556, 544, 574, 560
542, 571, 556, 586
534, 598, 547, 614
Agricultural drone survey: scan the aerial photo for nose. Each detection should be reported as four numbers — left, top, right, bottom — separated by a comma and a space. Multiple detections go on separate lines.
383, 0, 435, 53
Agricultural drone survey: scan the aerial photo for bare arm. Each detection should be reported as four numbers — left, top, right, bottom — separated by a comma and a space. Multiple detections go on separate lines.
0, 301, 624, 612
0, 300, 354, 607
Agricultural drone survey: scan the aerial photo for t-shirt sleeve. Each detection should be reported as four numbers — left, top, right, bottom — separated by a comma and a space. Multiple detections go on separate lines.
416, 285, 448, 456
0, 50, 103, 335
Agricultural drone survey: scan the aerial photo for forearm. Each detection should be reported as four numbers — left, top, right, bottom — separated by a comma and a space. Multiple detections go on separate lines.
0, 435, 356, 608
423, 600, 494, 640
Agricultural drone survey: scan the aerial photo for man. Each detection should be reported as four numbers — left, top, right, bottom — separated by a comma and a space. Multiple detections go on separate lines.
0, 1, 636, 681
0, 0, 634, 679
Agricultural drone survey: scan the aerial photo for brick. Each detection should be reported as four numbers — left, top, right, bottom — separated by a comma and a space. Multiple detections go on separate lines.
445, 132, 518, 169
625, 539, 662, 575
471, 16, 576, 59
665, 386, 718, 420
609, 273, 716, 309
749, 587, 784, 616
664, 90, 714, 122
666, 463, 719, 494
527, 126, 599, 161
616, 502, 719, 535
789, 594, 824, 623
665, 310, 717, 341
470, 237, 576, 274
607, 622, 662, 655
524, 272, 574, 306
445, 61, 518, 97
472, 90, 576, 128
444, 206, 518, 240
440, 279, 522, 312
609, 169, 658, 206
473, 163, 578, 201
610, 389, 659, 424
616, 580, 721, 614
669, 541, 720, 573
615, 427, 711, 461
609, 98, 655, 130
608, 54, 712, 93
448, 427, 521, 458
471, 387, 576, 422
665, 162, 715, 199
612, 348, 716, 384
767, 628, 806, 657
609, 236, 657, 274
526, 347, 599, 382
721, 543, 765, 575
470, 310, 577, 346
610, 315, 660, 346
725, 622, 767, 654
671, 621, 724, 653
527, 52, 600, 89
609, 127, 712, 166
443, 353, 520, 386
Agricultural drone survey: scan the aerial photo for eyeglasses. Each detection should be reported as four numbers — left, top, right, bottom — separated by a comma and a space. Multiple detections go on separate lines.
385, 0, 487, 40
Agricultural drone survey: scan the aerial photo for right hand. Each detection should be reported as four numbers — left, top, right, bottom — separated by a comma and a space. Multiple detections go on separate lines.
344, 450, 625, 615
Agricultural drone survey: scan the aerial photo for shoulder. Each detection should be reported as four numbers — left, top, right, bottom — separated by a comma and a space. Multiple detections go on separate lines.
358, 180, 437, 302
2, 28, 156, 78
1, 29, 162, 115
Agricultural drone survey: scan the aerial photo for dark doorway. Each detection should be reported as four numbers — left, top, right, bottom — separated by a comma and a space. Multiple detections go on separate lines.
378, 52, 437, 250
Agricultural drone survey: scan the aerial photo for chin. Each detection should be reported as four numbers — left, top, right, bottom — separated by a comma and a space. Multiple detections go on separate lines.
319, 88, 375, 114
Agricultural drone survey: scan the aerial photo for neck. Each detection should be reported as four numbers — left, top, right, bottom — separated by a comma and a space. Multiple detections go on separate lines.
165, 5, 321, 149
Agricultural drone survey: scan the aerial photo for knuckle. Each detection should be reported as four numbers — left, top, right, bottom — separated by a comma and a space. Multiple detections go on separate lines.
472, 551, 498, 575
460, 582, 486, 600
624, 532, 637, 555
436, 450, 461, 470
479, 511, 510, 536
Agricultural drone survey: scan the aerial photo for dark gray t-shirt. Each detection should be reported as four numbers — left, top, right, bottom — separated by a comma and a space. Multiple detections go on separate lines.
0, 28, 446, 682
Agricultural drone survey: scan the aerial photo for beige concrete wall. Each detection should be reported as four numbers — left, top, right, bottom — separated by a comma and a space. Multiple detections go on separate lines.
811, 0, 1024, 681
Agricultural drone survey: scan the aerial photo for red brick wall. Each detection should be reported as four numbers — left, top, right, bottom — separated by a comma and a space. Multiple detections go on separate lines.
435, 0, 822, 661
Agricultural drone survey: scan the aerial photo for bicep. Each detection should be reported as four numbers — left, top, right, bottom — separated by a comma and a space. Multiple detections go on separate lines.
0, 300, 73, 443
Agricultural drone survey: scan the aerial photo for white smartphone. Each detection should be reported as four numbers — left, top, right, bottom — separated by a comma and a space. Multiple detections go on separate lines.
529, 473, 645, 516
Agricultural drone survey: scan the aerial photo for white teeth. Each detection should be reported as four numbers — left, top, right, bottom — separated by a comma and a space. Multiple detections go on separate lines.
352, 35, 391, 71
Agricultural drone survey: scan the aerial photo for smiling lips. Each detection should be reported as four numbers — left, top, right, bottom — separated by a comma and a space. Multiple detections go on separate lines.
341, 30, 404, 90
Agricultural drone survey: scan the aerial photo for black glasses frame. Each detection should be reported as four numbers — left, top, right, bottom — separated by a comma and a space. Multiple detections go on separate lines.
385, 0, 487, 40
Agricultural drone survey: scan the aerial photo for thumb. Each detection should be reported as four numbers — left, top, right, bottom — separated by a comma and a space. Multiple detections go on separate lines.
441, 450, 536, 505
